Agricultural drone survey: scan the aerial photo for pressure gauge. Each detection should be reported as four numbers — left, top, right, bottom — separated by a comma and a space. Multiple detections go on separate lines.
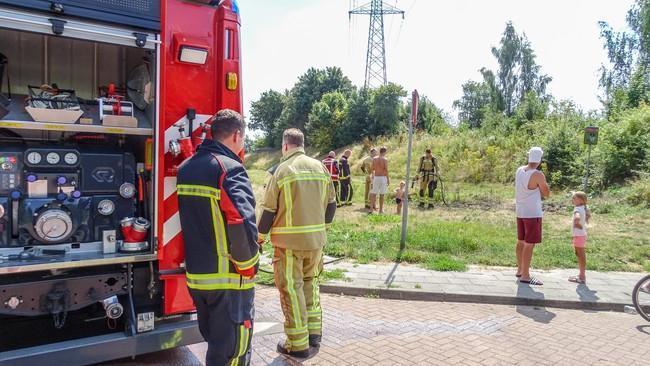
98, 199, 116, 216
119, 183, 136, 199
64, 152, 78, 165
46, 152, 60, 165
34, 209, 74, 243
27, 152, 42, 165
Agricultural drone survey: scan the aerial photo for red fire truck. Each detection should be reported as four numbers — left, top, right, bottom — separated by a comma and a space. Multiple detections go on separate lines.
0, 1, 242, 364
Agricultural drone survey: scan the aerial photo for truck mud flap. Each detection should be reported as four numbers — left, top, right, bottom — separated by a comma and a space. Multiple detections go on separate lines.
0, 319, 202, 366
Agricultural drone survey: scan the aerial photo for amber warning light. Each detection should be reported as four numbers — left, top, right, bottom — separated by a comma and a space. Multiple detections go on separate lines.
179, 46, 209, 65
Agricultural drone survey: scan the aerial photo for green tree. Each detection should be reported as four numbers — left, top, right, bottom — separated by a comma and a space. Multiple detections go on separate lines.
291, 67, 353, 134
454, 22, 551, 125
492, 22, 552, 116
307, 92, 348, 151
369, 83, 407, 137
453, 80, 493, 128
513, 91, 549, 126
249, 89, 287, 146
599, 0, 650, 111
338, 88, 372, 146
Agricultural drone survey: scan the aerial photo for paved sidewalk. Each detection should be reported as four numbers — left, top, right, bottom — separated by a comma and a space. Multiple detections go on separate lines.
104, 287, 650, 365
320, 260, 644, 311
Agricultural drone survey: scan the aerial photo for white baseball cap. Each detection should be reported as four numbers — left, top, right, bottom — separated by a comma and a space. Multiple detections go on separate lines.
528, 147, 544, 163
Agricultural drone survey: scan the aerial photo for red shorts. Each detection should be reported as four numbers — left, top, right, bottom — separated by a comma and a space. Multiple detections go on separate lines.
517, 218, 542, 244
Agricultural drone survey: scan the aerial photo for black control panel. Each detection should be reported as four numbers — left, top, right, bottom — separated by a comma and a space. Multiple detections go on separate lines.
0, 145, 137, 247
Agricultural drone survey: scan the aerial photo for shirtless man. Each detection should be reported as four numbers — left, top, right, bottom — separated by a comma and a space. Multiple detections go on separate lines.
369, 147, 389, 214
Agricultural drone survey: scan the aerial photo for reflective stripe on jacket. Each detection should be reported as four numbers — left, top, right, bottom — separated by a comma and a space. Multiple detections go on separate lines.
258, 148, 337, 250
322, 157, 340, 181
419, 155, 438, 178
177, 139, 260, 291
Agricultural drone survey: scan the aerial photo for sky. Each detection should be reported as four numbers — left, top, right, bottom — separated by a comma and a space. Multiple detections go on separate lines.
238, 0, 635, 120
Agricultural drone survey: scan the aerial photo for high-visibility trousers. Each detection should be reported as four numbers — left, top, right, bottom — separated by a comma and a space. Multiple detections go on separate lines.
340, 177, 352, 204
364, 175, 372, 207
189, 289, 254, 366
273, 247, 323, 352
333, 180, 341, 205
419, 173, 437, 205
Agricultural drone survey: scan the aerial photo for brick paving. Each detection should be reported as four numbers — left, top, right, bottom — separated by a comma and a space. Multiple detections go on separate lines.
110, 287, 650, 365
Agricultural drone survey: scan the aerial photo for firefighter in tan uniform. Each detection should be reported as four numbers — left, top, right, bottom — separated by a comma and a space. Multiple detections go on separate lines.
257, 128, 337, 358
418, 149, 440, 209
339, 149, 353, 206
360, 148, 377, 209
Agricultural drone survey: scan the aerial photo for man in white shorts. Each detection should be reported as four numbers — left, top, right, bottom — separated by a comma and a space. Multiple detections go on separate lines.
369, 146, 389, 214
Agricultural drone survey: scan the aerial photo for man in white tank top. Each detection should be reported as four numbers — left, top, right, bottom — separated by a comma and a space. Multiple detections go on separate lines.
515, 147, 550, 286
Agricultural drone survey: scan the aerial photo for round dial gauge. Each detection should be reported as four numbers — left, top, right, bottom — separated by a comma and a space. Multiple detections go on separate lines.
98, 199, 116, 216
34, 209, 74, 243
64, 153, 78, 165
119, 183, 136, 199
46, 152, 60, 165
27, 152, 42, 165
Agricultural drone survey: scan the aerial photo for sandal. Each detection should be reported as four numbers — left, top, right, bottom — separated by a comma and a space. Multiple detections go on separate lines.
519, 277, 543, 286
568, 276, 586, 284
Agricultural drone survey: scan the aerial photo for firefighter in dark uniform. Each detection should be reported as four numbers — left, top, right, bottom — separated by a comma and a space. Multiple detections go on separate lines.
177, 109, 260, 366
339, 149, 353, 206
418, 149, 440, 209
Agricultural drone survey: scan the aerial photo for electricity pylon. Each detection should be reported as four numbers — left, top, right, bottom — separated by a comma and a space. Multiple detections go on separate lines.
349, 0, 404, 89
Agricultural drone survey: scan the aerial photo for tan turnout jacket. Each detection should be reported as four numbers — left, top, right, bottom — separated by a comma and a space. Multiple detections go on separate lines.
258, 148, 337, 251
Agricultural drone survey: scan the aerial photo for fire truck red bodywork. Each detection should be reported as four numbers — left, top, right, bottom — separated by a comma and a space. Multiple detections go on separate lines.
157, 0, 243, 315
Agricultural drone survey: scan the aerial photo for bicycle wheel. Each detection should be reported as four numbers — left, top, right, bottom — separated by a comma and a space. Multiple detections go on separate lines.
632, 274, 650, 322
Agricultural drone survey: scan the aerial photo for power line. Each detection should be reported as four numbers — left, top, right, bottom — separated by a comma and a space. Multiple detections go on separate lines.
349, 0, 405, 89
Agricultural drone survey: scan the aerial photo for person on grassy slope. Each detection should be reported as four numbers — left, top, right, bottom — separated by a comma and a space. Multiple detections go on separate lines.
369, 147, 389, 214
361, 148, 378, 209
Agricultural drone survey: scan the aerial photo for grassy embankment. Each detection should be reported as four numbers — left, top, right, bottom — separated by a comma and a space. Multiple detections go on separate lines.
245, 137, 650, 273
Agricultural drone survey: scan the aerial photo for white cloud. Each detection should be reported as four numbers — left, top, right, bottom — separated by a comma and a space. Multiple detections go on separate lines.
240, 0, 634, 118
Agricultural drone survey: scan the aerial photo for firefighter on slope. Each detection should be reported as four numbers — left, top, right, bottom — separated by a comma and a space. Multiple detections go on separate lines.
418, 148, 440, 209
257, 128, 337, 358
322, 151, 340, 206
361, 148, 377, 209
177, 110, 260, 366
339, 149, 353, 206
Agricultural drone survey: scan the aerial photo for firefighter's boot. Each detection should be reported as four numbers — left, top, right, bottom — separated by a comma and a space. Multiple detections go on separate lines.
277, 341, 310, 358
309, 334, 322, 347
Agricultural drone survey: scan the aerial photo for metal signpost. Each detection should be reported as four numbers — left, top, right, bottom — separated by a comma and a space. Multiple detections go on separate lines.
583, 126, 599, 192
400, 90, 418, 250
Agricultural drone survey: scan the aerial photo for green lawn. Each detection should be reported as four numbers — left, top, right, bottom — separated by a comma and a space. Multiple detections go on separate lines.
248, 169, 650, 272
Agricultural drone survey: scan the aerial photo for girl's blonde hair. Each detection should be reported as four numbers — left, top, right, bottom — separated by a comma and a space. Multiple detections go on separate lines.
573, 191, 591, 223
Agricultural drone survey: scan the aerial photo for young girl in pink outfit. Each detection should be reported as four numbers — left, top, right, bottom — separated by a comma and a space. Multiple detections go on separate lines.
569, 191, 591, 284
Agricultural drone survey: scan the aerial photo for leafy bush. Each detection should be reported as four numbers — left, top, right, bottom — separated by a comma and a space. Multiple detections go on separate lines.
595, 105, 650, 188
625, 178, 650, 207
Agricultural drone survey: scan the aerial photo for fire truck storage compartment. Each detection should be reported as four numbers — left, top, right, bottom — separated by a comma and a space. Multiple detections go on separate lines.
0, 23, 158, 269
0, 0, 160, 31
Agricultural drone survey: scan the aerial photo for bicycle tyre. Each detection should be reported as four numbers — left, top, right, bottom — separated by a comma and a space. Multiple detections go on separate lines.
632, 274, 650, 322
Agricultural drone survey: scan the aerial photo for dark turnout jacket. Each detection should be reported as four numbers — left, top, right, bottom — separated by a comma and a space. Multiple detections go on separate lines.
177, 139, 260, 291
